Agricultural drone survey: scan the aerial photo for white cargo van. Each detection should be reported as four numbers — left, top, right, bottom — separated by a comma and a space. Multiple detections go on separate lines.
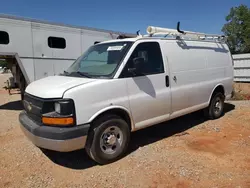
19, 23, 233, 164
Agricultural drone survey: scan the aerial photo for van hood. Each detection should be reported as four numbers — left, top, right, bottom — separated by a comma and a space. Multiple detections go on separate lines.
25, 76, 97, 98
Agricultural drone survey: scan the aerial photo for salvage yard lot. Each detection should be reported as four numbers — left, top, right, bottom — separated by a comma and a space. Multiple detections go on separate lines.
0, 90, 250, 187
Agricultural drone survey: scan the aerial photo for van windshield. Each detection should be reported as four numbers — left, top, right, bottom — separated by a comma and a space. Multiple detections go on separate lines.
64, 41, 133, 78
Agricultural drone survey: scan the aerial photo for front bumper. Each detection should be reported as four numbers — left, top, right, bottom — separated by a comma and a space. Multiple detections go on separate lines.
19, 111, 90, 152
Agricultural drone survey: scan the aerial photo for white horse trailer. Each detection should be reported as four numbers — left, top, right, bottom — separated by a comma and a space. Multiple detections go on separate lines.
0, 14, 135, 98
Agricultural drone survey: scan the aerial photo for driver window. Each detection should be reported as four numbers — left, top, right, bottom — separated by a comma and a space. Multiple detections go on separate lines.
121, 42, 164, 77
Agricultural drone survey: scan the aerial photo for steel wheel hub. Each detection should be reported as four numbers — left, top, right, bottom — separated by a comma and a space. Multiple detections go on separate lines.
100, 126, 123, 154
214, 98, 222, 114
106, 134, 116, 145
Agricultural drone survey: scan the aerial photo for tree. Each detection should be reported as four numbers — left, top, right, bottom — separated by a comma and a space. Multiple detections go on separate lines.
0, 60, 8, 68
222, 4, 250, 54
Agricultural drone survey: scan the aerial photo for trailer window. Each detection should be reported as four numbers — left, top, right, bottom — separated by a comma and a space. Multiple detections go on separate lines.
0, 31, 9, 45
48, 37, 66, 49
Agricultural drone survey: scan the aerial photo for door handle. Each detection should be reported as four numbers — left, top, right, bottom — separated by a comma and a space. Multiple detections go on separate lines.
173, 76, 177, 82
165, 75, 169, 87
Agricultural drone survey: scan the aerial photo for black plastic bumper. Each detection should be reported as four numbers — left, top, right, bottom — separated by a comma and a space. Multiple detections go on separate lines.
19, 111, 90, 152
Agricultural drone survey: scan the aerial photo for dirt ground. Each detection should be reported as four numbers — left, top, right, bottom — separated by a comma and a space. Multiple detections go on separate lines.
0, 73, 11, 89
0, 80, 250, 188
234, 82, 250, 94
233, 83, 250, 100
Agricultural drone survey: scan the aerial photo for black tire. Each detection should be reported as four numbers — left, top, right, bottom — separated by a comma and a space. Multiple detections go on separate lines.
85, 114, 130, 164
204, 92, 225, 119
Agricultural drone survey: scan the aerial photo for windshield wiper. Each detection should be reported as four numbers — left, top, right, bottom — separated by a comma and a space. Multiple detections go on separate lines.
76, 71, 91, 78
59, 70, 69, 76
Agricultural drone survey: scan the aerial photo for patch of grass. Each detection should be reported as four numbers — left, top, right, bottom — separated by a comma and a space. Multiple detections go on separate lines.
0, 60, 8, 68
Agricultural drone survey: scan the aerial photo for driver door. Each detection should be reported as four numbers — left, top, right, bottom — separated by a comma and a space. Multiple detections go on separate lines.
120, 42, 171, 130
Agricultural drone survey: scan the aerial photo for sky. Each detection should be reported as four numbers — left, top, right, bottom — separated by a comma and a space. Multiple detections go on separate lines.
0, 0, 249, 35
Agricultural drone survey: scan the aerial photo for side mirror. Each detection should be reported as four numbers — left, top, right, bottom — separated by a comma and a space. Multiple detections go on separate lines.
128, 57, 144, 74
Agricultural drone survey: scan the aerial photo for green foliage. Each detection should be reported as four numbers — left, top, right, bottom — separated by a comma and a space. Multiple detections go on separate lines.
222, 4, 250, 54
0, 60, 8, 68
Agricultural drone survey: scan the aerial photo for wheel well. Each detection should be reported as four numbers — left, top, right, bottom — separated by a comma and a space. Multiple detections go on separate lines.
209, 85, 225, 103
213, 85, 225, 96
91, 109, 132, 130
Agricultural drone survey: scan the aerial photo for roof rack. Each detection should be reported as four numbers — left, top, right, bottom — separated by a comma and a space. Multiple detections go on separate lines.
117, 34, 137, 39
146, 22, 227, 42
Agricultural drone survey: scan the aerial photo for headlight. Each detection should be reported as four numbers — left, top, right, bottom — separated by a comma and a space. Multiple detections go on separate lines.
54, 100, 74, 115
42, 99, 75, 126
54, 102, 61, 114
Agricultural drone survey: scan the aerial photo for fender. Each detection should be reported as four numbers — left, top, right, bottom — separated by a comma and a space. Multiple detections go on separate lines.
88, 105, 135, 131
208, 84, 225, 104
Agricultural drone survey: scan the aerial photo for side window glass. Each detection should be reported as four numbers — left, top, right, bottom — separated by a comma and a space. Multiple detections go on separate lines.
121, 42, 164, 77
48, 37, 66, 49
0, 31, 9, 45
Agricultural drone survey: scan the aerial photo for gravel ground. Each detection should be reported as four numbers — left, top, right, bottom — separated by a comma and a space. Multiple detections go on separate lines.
0, 73, 11, 89
0, 90, 250, 188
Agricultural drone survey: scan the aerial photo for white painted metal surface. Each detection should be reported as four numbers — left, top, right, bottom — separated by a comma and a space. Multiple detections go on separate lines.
233, 53, 250, 82
25, 76, 97, 98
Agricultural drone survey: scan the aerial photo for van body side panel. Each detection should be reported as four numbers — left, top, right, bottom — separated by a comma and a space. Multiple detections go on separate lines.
63, 79, 130, 126
164, 40, 233, 117
223, 45, 234, 97
200, 42, 233, 102
165, 40, 208, 113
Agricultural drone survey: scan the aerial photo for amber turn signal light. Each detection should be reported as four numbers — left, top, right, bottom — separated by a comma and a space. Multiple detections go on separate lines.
42, 117, 74, 126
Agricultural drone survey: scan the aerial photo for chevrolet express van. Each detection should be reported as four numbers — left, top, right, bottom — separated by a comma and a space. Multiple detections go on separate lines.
19, 25, 233, 164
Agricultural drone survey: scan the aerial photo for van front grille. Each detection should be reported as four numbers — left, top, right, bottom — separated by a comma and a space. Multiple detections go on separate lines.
23, 93, 44, 123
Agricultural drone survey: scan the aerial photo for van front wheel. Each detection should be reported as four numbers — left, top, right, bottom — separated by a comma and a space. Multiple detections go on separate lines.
85, 115, 130, 164
204, 92, 225, 119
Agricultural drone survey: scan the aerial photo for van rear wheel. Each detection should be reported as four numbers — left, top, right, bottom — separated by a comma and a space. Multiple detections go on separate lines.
204, 92, 225, 119
85, 114, 130, 164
